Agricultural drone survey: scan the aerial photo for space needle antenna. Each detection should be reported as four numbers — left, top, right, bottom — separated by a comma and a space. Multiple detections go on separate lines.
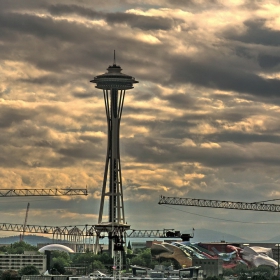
113, 50, 116, 65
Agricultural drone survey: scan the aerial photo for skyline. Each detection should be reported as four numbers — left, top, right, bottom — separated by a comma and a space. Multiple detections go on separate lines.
0, 0, 280, 241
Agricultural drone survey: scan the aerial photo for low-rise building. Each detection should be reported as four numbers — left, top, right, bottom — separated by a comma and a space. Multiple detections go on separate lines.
192, 257, 223, 278
0, 251, 46, 273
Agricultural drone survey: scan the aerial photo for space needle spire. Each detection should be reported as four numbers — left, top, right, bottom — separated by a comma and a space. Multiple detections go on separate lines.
90, 53, 138, 261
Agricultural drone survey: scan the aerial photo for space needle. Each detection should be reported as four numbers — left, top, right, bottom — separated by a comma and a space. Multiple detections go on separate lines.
90, 52, 138, 274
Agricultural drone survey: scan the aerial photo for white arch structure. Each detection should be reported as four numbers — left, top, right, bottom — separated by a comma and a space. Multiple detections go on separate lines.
38, 244, 74, 253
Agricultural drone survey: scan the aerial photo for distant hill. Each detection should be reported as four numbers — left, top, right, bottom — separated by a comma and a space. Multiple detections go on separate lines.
190, 228, 249, 243
0, 235, 53, 245
128, 228, 250, 244
259, 235, 280, 243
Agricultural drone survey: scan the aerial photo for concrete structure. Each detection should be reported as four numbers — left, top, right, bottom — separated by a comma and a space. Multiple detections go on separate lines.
0, 251, 46, 273
192, 257, 223, 277
131, 264, 203, 279
131, 241, 146, 250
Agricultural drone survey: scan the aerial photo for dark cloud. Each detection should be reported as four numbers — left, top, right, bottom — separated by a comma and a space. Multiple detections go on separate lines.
166, 0, 222, 10
57, 141, 104, 160
0, 12, 79, 42
258, 54, 280, 69
72, 92, 94, 99
123, 136, 280, 168
223, 18, 280, 46
34, 140, 53, 148
0, 106, 35, 128
48, 4, 176, 31
168, 55, 280, 98
207, 132, 280, 145
106, 13, 175, 31
48, 4, 102, 19
20, 75, 71, 86
162, 93, 197, 110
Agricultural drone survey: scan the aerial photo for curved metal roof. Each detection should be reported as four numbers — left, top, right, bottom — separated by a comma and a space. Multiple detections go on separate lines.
38, 244, 74, 253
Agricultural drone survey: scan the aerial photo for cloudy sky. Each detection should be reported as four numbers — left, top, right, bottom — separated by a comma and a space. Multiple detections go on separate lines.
1, 0, 280, 242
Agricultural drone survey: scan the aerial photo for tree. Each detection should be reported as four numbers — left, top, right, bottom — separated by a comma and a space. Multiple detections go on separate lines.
239, 274, 248, 280
252, 275, 267, 280
52, 262, 65, 275
205, 277, 221, 280
93, 260, 105, 270
2, 270, 19, 280
253, 265, 274, 278
234, 264, 249, 275
127, 241, 132, 250
18, 265, 39, 276
51, 250, 71, 265
130, 255, 146, 267
223, 268, 235, 276
8, 241, 38, 254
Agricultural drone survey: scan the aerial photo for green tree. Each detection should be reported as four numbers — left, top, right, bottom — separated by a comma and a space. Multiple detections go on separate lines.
70, 252, 113, 274
18, 265, 40, 276
239, 274, 248, 280
2, 270, 18, 280
97, 252, 113, 266
51, 251, 71, 267
253, 265, 274, 278
251, 275, 267, 280
223, 268, 235, 276
93, 260, 105, 270
8, 241, 38, 254
234, 264, 249, 275
71, 251, 93, 266
130, 255, 146, 267
205, 277, 221, 280
49, 250, 72, 275
52, 262, 65, 275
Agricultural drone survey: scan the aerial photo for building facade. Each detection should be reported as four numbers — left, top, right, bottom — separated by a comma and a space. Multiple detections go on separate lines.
0, 251, 46, 273
192, 257, 223, 277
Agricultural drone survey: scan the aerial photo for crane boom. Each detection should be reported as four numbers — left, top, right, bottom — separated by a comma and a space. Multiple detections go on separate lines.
158, 195, 280, 212
0, 223, 183, 238
0, 188, 88, 197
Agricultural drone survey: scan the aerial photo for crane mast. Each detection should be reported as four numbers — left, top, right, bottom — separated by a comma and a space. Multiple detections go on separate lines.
158, 195, 280, 212
20, 203, 30, 242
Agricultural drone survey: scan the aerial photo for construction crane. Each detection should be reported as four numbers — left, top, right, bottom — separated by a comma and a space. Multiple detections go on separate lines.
0, 188, 88, 197
0, 188, 87, 242
0, 223, 186, 239
158, 195, 280, 212
0, 221, 194, 254
20, 203, 30, 242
